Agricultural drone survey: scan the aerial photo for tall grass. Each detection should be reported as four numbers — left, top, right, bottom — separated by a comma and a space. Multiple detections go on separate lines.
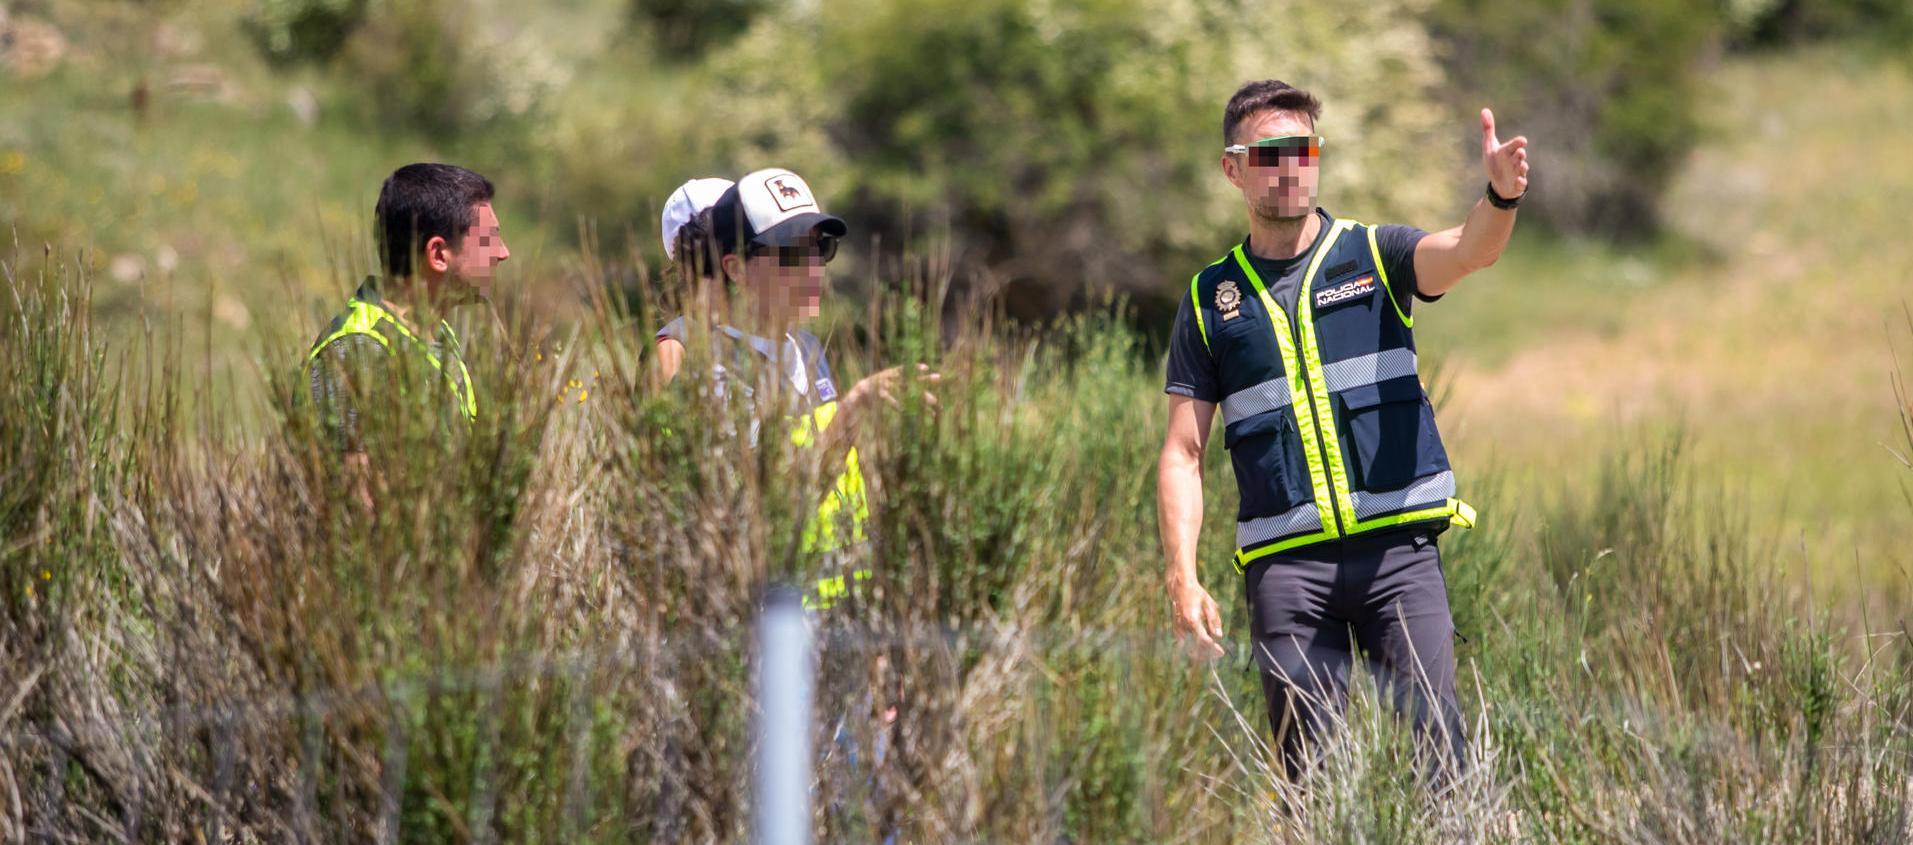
0, 246, 1907, 842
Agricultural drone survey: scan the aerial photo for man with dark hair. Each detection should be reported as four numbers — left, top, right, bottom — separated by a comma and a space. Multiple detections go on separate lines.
307, 163, 511, 483
1158, 79, 1529, 782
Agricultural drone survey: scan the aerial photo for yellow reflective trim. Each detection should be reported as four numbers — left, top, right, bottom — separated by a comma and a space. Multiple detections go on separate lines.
1347, 503, 1460, 535
1233, 529, 1339, 572
1365, 224, 1413, 329
452, 356, 477, 419
1233, 243, 1338, 538
1238, 498, 1477, 572
1450, 498, 1476, 528
790, 399, 838, 447
803, 445, 869, 552
1186, 254, 1228, 352
436, 323, 479, 419
306, 301, 392, 363
1190, 271, 1209, 350
307, 299, 477, 420
1292, 219, 1360, 532
803, 568, 873, 612
793, 399, 870, 553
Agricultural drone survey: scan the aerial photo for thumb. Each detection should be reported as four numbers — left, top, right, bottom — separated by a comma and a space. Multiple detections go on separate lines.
1204, 595, 1224, 639
1481, 108, 1498, 156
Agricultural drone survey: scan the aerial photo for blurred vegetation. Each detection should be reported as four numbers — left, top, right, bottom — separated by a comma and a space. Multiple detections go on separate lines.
241, 0, 558, 134
1426, 0, 1913, 241
243, 0, 366, 64
625, 0, 766, 62
0, 244, 1907, 840
12, 0, 1908, 308
3, 2, 1913, 838
1728, 0, 1913, 49
1428, 0, 1724, 240
539, 0, 1455, 323
2, 1, 1907, 551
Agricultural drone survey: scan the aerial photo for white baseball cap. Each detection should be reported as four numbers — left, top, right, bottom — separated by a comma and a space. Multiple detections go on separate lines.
709, 168, 848, 253
660, 177, 735, 259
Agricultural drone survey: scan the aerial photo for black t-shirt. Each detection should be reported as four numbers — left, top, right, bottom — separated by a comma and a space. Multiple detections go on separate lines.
1164, 211, 1430, 403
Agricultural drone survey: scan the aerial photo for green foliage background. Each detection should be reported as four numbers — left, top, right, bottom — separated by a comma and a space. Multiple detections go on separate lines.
1, 1, 1911, 839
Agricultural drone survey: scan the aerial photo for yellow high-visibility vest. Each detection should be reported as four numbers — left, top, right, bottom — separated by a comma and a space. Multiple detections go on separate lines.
307, 281, 478, 421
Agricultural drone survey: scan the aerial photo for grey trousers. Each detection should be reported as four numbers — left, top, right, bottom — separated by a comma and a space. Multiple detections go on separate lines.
1242, 528, 1465, 782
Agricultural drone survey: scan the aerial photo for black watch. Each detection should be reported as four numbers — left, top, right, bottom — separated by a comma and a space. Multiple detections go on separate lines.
1486, 181, 1523, 210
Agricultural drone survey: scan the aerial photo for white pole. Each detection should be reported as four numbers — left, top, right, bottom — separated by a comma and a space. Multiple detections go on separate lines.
753, 584, 813, 845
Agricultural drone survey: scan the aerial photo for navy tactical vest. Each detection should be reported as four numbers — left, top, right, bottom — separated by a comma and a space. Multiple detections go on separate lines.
1188, 218, 1475, 571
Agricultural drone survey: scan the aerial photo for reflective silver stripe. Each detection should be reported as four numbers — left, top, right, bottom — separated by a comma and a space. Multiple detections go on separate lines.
1320, 349, 1418, 393
1351, 471, 1455, 520
1221, 378, 1293, 425
1236, 503, 1321, 549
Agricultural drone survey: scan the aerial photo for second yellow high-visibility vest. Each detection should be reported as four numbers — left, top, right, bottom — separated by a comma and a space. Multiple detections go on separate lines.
307, 278, 478, 421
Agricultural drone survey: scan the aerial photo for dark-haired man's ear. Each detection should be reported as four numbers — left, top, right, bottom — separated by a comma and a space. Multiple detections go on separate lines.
424, 235, 451, 275
1221, 153, 1244, 189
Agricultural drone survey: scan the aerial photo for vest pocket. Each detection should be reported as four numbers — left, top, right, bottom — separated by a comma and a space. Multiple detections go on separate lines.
1336, 378, 1450, 493
1224, 407, 1312, 516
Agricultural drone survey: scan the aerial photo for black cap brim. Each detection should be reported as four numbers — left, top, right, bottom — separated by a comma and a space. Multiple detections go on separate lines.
753, 212, 848, 248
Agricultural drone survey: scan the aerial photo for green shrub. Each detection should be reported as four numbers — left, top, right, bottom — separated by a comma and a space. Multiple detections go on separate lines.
2, 248, 1908, 840
244, 0, 370, 65
548, 0, 1455, 318
626, 0, 767, 63
1728, 0, 1913, 50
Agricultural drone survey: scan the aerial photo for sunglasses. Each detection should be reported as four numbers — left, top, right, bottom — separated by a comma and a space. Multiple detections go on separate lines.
1224, 135, 1325, 166
750, 236, 838, 267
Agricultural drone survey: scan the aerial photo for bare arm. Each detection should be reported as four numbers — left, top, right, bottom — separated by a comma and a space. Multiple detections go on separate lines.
654, 337, 685, 387
817, 364, 939, 462
1159, 394, 1224, 661
1413, 107, 1531, 297
345, 450, 375, 513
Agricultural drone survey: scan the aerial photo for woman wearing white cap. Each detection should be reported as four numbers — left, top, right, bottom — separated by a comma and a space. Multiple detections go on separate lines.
652, 173, 917, 839
652, 169, 934, 596
654, 169, 850, 390
659, 176, 735, 290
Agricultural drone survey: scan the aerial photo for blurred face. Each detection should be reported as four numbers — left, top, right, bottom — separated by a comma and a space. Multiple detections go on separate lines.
426, 201, 511, 301
1222, 109, 1320, 223
724, 233, 835, 324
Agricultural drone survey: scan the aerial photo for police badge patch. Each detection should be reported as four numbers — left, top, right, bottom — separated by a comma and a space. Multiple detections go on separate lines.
1216, 280, 1243, 321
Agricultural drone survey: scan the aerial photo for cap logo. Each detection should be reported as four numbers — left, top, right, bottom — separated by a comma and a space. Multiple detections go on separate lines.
765, 176, 816, 213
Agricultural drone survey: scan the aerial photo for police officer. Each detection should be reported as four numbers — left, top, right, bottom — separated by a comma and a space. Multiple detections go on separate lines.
1157, 80, 1528, 781
308, 163, 511, 504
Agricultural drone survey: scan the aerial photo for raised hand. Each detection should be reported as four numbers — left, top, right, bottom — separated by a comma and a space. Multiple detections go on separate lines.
848, 363, 941, 411
1481, 107, 1529, 201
